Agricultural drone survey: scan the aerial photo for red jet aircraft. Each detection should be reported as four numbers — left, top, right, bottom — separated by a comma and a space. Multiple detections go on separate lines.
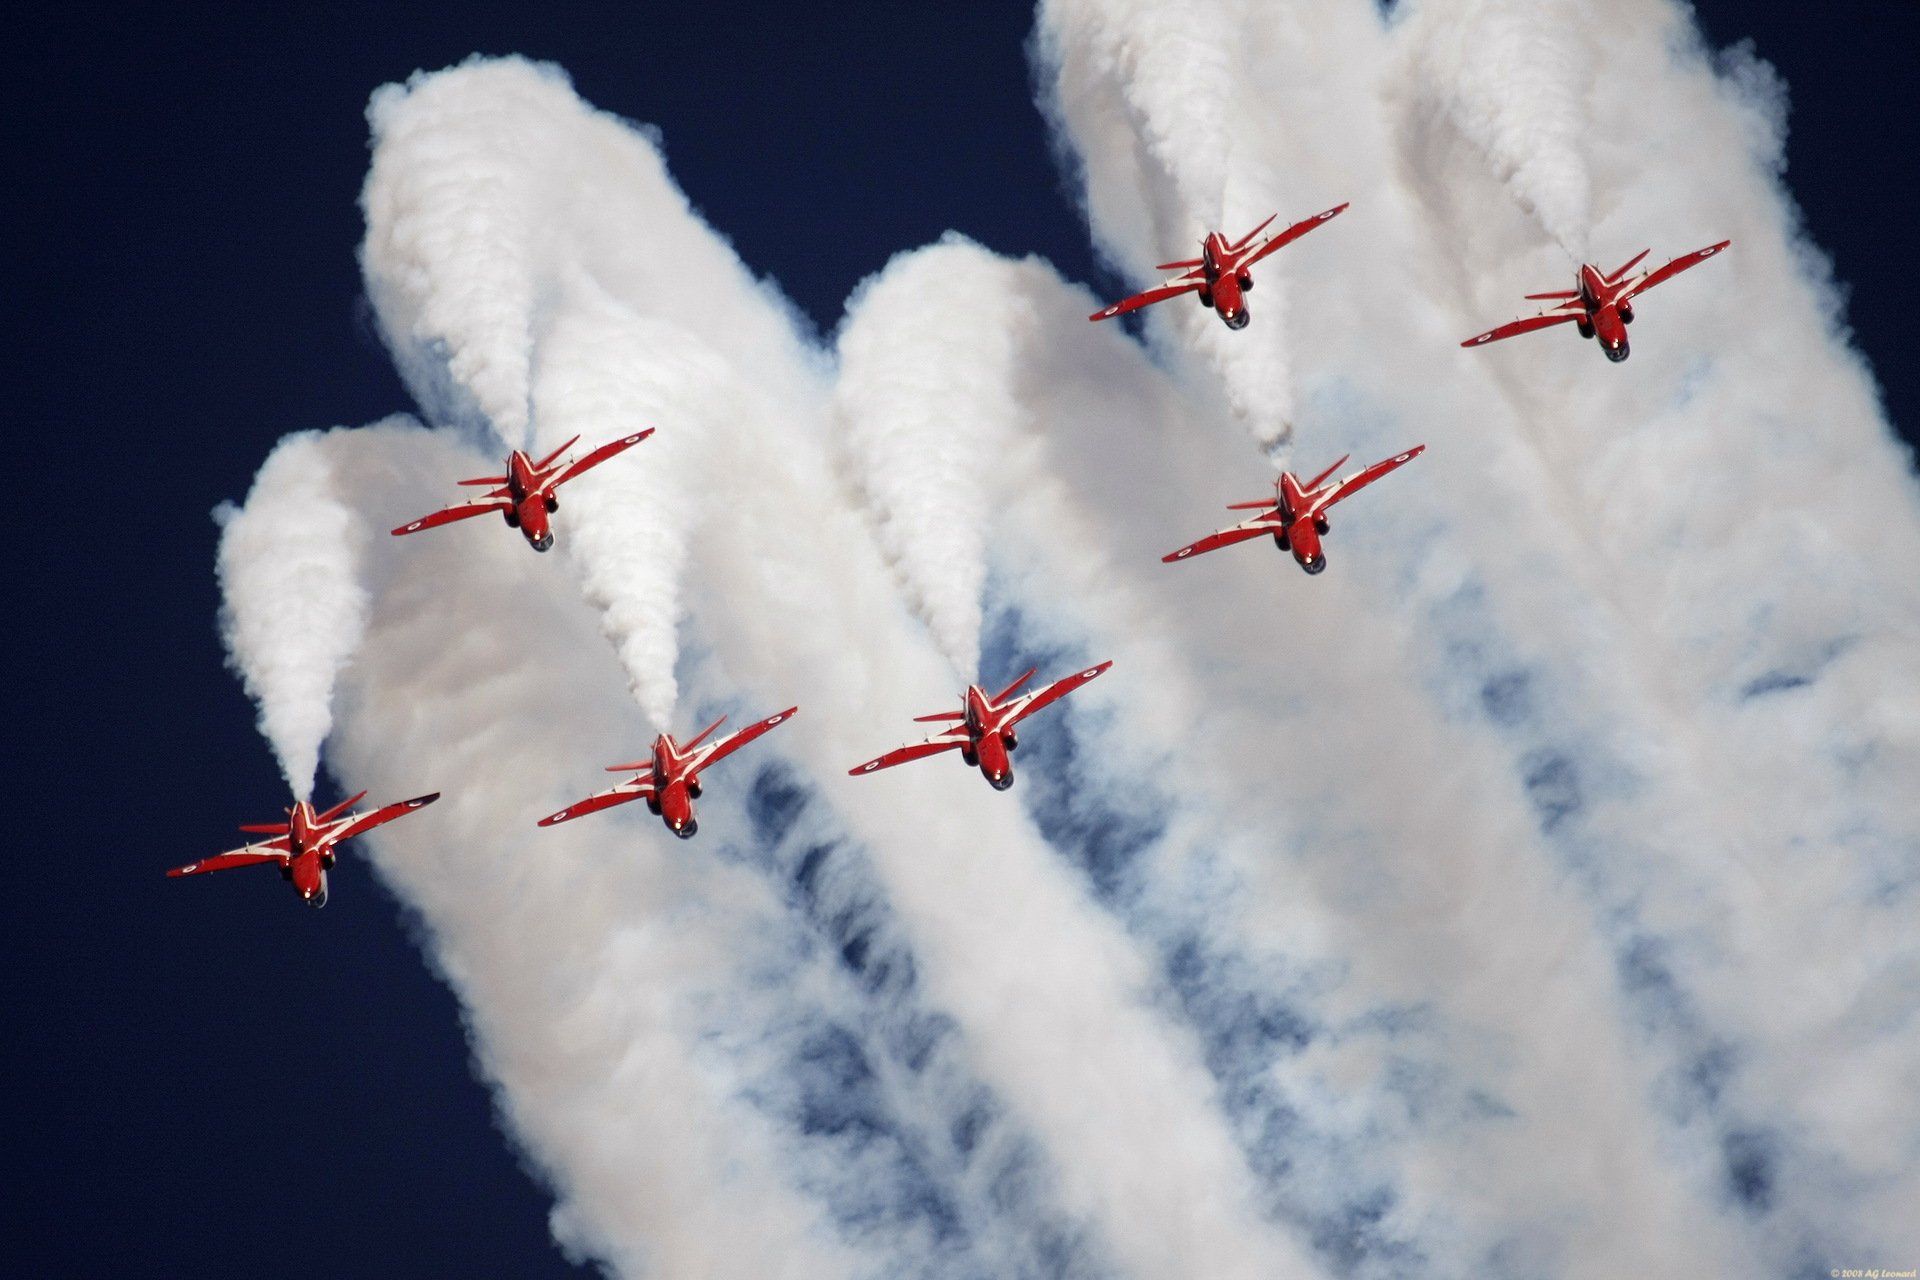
1089, 204, 1348, 330
537, 707, 797, 839
167, 791, 440, 908
392, 429, 654, 552
1164, 446, 1424, 575
1461, 241, 1729, 363
849, 662, 1112, 791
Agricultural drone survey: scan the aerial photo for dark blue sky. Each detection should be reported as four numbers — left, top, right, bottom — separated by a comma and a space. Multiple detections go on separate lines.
11, 3, 1915, 1274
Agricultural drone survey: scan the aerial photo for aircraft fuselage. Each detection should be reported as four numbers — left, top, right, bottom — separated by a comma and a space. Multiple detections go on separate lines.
1199, 233, 1253, 330
961, 686, 1018, 789
647, 734, 701, 838
284, 801, 330, 907
1268, 472, 1329, 574
1576, 264, 1633, 362
503, 451, 557, 550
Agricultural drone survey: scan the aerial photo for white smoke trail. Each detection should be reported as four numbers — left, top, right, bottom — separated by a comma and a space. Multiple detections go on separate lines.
214, 428, 372, 801
1028, 0, 1920, 1272
1035, 0, 1332, 460
361, 62, 555, 446
299, 56, 1328, 1280
832, 236, 1043, 680
215, 4, 1920, 1274
530, 276, 711, 729
318, 421, 872, 1280
362, 57, 806, 733
1387, 0, 1598, 262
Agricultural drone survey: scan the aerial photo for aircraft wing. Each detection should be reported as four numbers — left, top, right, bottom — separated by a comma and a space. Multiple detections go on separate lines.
391, 496, 511, 537
847, 734, 968, 777
1162, 516, 1279, 563
1308, 446, 1426, 515
1002, 660, 1113, 727
1460, 311, 1582, 349
1088, 278, 1204, 323
689, 707, 797, 774
1619, 240, 1730, 303
1239, 202, 1349, 269
330, 793, 440, 844
548, 429, 655, 491
167, 840, 290, 878
537, 775, 656, 827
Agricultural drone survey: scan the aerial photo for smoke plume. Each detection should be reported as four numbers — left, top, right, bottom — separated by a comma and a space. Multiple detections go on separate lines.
217, 8, 1920, 1276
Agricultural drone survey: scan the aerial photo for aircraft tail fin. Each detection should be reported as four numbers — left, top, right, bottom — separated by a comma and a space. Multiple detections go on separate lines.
1305, 454, 1350, 492
316, 791, 369, 824
1606, 250, 1650, 282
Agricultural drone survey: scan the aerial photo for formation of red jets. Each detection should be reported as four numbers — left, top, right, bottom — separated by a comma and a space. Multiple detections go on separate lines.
179, 201, 1729, 905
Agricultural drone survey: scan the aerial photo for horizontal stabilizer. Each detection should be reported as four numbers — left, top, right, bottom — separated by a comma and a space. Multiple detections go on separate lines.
913, 711, 966, 723
1305, 454, 1351, 492
1524, 290, 1579, 301
316, 791, 368, 825
1607, 249, 1651, 282
458, 475, 508, 487
1228, 213, 1279, 253
1227, 499, 1275, 511
682, 714, 728, 752
534, 435, 581, 473
604, 761, 652, 773
237, 822, 289, 835
992, 667, 1038, 706
1155, 257, 1203, 271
